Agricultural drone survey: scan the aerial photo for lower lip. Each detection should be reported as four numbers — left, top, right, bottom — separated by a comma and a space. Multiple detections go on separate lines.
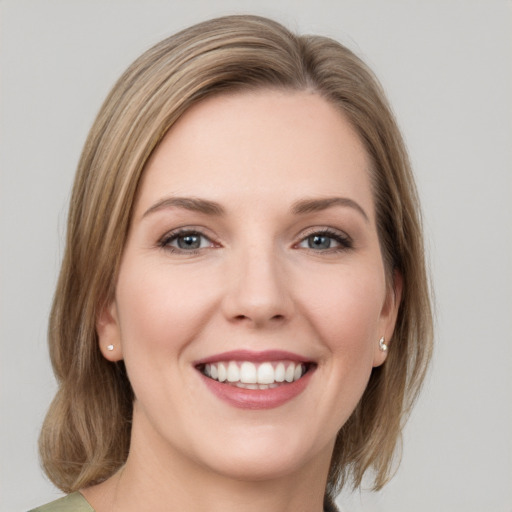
199, 369, 315, 410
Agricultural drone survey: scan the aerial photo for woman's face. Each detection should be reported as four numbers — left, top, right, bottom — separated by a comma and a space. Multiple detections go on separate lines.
98, 90, 400, 483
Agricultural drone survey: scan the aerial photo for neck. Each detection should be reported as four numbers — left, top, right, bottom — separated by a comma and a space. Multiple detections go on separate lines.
119, 463, 327, 512
84, 413, 332, 512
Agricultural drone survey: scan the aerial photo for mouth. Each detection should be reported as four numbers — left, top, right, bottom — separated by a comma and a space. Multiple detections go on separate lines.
194, 350, 317, 409
196, 360, 314, 389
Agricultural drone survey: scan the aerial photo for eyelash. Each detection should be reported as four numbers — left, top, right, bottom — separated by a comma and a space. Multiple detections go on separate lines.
158, 228, 217, 255
295, 227, 353, 253
158, 227, 353, 255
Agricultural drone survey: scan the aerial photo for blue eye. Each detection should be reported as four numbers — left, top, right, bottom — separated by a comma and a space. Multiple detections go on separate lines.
161, 230, 214, 252
307, 234, 334, 250
298, 230, 352, 251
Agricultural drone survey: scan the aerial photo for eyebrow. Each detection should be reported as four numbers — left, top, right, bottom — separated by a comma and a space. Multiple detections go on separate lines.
291, 197, 369, 223
142, 195, 369, 222
142, 197, 226, 218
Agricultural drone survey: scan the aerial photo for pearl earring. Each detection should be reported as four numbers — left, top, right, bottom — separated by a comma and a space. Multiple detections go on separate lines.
378, 337, 388, 352
107, 344, 114, 351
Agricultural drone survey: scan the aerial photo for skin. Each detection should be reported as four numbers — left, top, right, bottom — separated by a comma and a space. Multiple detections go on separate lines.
87, 90, 401, 512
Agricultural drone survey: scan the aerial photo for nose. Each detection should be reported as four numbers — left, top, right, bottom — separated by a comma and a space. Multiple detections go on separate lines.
221, 243, 294, 328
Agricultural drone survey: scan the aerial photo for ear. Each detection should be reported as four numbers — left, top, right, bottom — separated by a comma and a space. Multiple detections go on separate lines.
96, 301, 124, 362
373, 269, 403, 367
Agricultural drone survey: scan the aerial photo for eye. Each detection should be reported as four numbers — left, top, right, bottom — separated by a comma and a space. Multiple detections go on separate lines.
159, 229, 216, 253
297, 229, 352, 252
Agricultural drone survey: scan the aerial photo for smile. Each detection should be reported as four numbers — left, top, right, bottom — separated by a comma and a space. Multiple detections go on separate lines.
199, 361, 310, 389
194, 350, 316, 409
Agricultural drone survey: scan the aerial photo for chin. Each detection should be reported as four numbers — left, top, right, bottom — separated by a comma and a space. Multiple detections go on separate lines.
192, 427, 330, 483
206, 452, 308, 482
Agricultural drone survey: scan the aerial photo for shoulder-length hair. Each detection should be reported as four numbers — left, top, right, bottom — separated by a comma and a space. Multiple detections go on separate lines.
40, 14, 433, 500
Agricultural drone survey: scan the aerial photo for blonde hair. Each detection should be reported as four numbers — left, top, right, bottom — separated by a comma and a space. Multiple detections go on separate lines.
40, 15, 433, 499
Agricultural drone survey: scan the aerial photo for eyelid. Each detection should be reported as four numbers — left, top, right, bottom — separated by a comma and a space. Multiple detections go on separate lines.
156, 225, 352, 254
294, 226, 353, 250
158, 226, 221, 253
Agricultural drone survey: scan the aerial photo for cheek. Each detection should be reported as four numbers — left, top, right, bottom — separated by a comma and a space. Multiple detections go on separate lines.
285, 266, 387, 440
299, 264, 386, 353
114, 261, 220, 363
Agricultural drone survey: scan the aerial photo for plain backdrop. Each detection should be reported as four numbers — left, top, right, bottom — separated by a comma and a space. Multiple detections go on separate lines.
1, 1, 511, 511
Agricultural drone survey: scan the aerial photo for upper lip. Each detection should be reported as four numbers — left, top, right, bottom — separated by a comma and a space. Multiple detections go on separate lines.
193, 349, 314, 366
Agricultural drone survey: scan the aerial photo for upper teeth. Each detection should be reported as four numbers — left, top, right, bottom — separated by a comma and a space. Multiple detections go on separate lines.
203, 361, 305, 385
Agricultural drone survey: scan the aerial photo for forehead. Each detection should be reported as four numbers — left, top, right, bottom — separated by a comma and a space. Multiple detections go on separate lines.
136, 89, 374, 218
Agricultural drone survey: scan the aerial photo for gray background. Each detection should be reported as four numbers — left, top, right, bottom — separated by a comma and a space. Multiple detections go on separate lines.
1, 1, 511, 511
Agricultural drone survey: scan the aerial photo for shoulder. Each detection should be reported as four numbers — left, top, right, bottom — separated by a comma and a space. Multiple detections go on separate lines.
28, 492, 94, 512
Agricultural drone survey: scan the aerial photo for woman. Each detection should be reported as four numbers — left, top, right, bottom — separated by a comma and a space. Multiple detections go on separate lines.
32, 14, 432, 512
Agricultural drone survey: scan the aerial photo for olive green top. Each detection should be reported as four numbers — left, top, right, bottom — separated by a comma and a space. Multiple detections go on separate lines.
30, 491, 340, 511
28, 492, 93, 512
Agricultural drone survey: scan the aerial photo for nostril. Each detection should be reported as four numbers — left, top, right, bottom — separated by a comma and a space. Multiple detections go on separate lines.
231, 313, 285, 324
